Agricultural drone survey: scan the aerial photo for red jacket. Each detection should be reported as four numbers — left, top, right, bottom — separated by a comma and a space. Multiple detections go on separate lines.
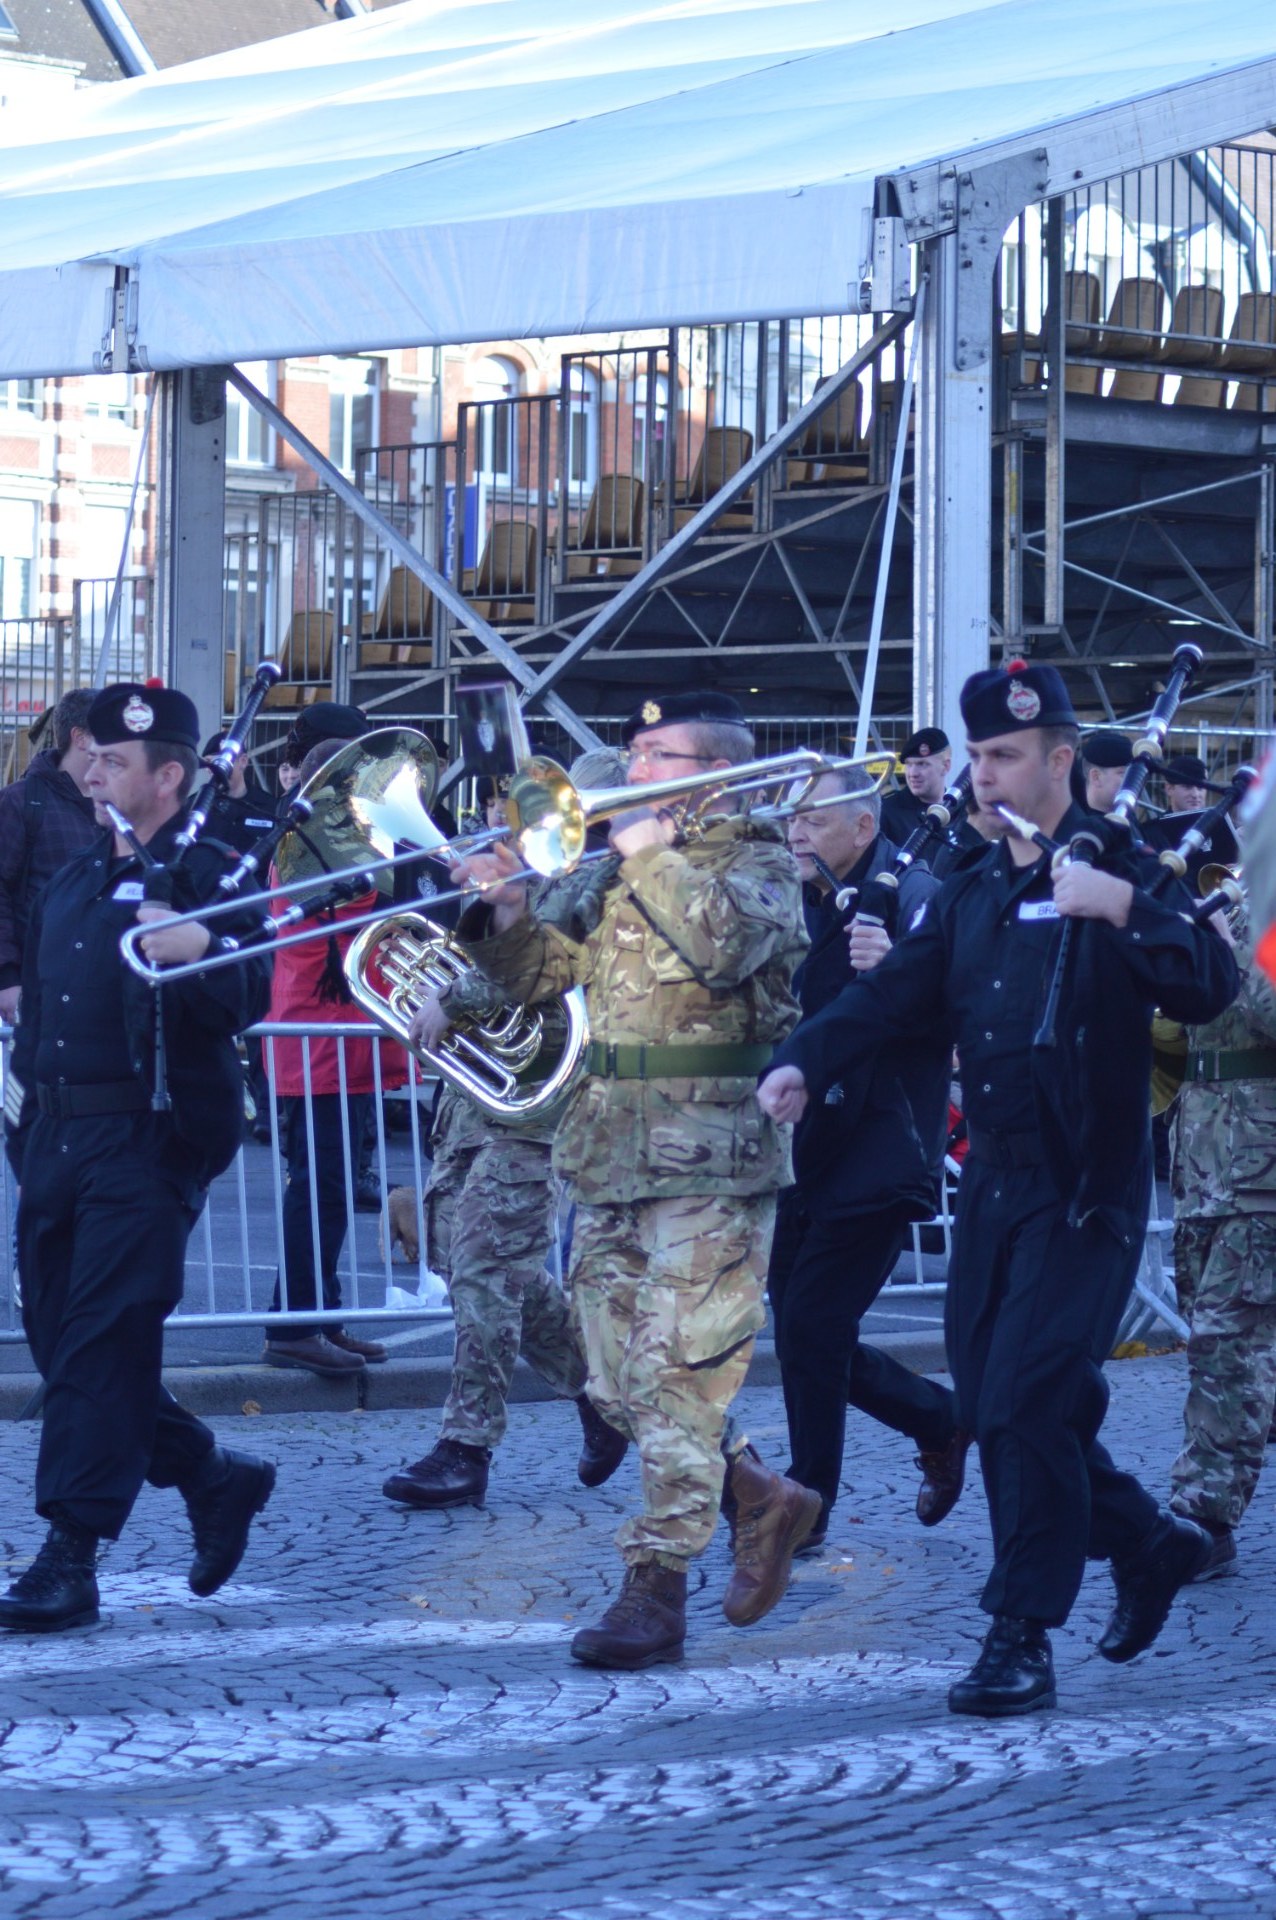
265, 883, 408, 1096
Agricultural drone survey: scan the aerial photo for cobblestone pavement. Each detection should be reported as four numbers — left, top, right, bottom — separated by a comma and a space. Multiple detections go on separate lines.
0, 1354, 1273, 1920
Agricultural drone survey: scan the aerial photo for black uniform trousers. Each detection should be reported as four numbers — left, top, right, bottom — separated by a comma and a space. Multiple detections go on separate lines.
17, 1113, 216, 1540
947, 1153, 1160, 1626
769, 1189, 957, 1520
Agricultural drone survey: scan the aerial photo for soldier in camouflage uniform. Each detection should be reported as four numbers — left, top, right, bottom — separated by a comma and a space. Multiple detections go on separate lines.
1168, 905, 1276, 1577
456, 692, 821, 1669
382, 756, 631, 1511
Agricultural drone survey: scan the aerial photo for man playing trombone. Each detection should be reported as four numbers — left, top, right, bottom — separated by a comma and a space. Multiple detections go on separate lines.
759, 661, 1239, 1715
448, 690, 819, 1669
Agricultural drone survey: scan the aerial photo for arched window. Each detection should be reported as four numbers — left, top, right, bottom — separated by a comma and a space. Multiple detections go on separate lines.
566, 363, 600, 492
473, 355, 520, 484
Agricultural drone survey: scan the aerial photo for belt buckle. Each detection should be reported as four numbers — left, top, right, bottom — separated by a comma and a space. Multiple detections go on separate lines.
605, 1042, 618, 1078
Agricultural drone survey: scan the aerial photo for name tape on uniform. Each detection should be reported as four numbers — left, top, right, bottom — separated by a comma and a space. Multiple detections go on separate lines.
1018, 900, 1060, 921
112, 880, 146, 902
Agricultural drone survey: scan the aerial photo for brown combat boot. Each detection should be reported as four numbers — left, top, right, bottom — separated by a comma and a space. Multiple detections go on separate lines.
722, 1449, 822, 1627
915, 1427, 973, 1527
570, 1561, 687, 1669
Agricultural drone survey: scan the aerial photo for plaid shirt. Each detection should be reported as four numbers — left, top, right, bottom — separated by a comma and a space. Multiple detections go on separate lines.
0, 750, 98, 989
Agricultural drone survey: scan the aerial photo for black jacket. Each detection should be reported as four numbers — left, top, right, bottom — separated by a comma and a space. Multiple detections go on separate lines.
0, 749, 97, 990
204, 779, 281, 857
8, 817, 270, 1186
789, 834, 946, 1222
773, 803, 1240, 1226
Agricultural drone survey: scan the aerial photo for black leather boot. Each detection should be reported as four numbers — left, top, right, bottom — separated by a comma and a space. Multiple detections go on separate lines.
0, 1520, 100, 1633
948, 1615, 1056, 1716
570, 1561, 687, 1669
575, 1395, 629, 1488
182, 1448, 278, 1597
1098, 1511, 1211, 1662
382, 1438, 490, 1509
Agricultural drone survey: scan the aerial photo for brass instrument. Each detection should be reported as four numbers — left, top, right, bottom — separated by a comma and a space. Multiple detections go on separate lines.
291, 729, 590, 1122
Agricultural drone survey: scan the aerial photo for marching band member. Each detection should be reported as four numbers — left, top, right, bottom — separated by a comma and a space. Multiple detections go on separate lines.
760, 662, 1238, 1716
452, 691, 819, 1669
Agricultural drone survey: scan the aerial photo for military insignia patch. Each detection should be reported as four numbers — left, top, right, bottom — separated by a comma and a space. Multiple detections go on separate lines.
641, 700, 662, 725
1006, 680, 1041, 723
122, 695, 154, 734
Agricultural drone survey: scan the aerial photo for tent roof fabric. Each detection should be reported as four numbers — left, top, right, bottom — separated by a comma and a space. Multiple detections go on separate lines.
1, 0, 1274, 375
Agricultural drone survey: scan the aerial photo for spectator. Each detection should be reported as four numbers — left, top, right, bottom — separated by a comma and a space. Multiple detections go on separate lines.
0, 690, 98, 1021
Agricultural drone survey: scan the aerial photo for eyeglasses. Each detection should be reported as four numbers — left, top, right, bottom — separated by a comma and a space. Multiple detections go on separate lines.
624, 746, 718, 771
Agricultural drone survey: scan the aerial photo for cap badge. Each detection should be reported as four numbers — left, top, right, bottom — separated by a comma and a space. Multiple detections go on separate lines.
641, 700, 662, 725
1006, 680, 1041, 723
122, 695, 154, 734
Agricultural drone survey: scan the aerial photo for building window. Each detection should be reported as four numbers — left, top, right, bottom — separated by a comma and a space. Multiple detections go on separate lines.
1, 379, 41, 416
328, 357, 380, 473
566, 364, 600, 491
633, 370, 670, 479
226, 362, 276, 466
83, 373, 133, 422
0, 5, 16, 37
473, 355, 520, 484
0, 499, 38, 621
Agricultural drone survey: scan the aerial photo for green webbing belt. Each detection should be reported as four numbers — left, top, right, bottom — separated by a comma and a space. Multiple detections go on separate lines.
1188, 1046, 1276, 1084
584, 1040, 775, 1081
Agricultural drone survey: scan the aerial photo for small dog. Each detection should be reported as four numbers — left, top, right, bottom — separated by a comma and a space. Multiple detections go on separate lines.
380, 1186, 422, 1264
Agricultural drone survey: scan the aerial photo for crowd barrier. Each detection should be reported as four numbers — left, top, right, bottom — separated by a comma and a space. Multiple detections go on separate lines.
0, 1025, 1180, 1345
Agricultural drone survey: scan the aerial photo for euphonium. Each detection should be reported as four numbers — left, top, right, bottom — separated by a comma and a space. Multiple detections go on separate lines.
280, 727, 589, 1123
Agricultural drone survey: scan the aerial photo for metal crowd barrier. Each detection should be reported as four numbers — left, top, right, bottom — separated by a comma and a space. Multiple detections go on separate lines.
0, 1023, 1183, 1345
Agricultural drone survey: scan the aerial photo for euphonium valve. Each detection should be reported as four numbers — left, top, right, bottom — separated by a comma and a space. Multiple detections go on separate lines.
343, 912, 589, 1121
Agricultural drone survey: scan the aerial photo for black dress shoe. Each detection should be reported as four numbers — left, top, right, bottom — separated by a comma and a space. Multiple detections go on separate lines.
0, 1521, 100, 1633
382, 1439, 490, 1510
182, 1448, 277, 1597
575, 1394, 629, 1487
948, 1615, 1056, 1716
1097, 1512, 1211, 1663
354, 1176, 383, 1213
915, 1428, 973, 1527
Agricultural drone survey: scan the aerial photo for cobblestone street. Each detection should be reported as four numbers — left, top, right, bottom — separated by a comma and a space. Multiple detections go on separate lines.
0, 1353, 1273, 1920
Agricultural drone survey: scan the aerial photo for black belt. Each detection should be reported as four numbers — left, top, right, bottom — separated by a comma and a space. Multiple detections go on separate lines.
965, 1124, 1047, 1170
36, 1080, 150, 1119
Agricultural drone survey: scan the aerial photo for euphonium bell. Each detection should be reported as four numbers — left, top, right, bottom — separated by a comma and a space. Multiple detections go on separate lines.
274, 727, 444, 894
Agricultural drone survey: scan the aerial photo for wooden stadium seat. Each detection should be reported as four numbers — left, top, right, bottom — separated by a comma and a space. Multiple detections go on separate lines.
786, 379, 868, 484
360, 566, 434, 667
1217, 293, 1276, 374
672, 426, 754, 530
1157, 285, 1225, 366
566, 473, 645, 579
462, 520, 539, 623
263, 610, 335, 707
1095, 277, 1167, 359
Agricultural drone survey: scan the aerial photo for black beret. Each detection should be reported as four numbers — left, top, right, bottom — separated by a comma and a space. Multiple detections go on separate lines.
284, 701, 368, 761
87, 682, 200, 752
900, 726, 950, 760
1081, 729, 1133, 770
959, 659, 1076, 743
621, 690, 748, 747
1163, 754, 1208, 787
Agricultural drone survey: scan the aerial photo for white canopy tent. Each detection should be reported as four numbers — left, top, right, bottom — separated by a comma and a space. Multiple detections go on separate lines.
1, 0, 1275, 376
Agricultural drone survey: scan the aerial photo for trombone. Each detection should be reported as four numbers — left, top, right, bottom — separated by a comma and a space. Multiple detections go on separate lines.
118, 735, 890, 987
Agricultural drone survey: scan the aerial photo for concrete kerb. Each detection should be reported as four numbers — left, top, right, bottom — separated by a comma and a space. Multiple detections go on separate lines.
0, 1330, 951, 1420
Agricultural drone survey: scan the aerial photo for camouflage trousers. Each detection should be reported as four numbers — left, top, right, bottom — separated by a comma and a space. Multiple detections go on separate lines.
1168, 1213, 1276, 1530
570, 1191, 774, 1571
428, 1134, 587, 1449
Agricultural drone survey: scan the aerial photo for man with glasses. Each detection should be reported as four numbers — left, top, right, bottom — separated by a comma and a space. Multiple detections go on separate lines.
454, 690, 818, 1668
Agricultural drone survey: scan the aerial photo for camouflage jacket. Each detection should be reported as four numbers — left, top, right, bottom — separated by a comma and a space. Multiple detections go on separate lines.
467, 816, 807, 1202
430, 855, 623, 1155
1172, 920, 1276, 1218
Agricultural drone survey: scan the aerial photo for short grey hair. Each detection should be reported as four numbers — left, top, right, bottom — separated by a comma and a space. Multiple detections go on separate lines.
687, 718, 756, 766
570, 746, 627, 790
819, 766, 880, 828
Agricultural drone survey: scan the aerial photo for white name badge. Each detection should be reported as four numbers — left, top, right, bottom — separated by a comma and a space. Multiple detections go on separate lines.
112, 880, 146, 902
1018, 899, 1060, 922
245, 817, 274, 829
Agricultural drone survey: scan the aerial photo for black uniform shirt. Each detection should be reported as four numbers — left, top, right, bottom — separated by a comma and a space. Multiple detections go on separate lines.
881, 786, 983, 881
31, 848, 141, 1087
774, 801, 1240, 1216
206, 781, 280, 857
